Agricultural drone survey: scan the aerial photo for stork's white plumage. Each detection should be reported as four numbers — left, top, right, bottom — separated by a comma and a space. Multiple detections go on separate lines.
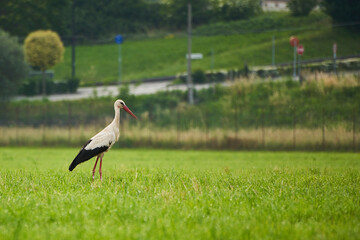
69, 99, 137, 180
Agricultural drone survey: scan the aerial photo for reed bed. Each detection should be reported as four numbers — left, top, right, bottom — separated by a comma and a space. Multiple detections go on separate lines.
1, 124, 358, 151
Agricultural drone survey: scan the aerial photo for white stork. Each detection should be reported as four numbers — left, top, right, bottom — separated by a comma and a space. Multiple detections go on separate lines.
69, 99, 137, 180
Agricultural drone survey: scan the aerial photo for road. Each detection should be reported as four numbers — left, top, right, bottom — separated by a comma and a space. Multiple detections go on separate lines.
15, 81, 229, 102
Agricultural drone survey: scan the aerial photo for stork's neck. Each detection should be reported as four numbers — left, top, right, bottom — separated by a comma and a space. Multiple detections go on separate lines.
112, 106, 120, 128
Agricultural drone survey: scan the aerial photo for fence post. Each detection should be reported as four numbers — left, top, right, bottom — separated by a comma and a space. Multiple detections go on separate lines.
234, 102, 238, 141
322, 108, 325, 150
26, 103, 29, 127
353, 108, 356, 151
206, 112, 209, 147
42, 104, 48, 145
262, 107, 265, 148
15, 106, 19, 145
176, 108, 180, 146
293, 107, 296, 150
68, 102, 72, 143
148, 116, 152, 146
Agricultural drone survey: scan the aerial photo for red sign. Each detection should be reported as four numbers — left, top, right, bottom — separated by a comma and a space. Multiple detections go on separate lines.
290, 36, 299, 47
297, 45, 304, 55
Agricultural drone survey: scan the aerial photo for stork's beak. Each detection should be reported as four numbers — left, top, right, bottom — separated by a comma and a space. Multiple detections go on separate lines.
123, 105, 137, 119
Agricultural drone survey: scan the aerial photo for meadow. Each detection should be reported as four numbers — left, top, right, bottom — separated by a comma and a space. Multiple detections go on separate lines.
0, 148, 359, 239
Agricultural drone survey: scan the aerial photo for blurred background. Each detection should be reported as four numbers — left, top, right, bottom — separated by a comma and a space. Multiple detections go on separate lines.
0, 0, 359, 150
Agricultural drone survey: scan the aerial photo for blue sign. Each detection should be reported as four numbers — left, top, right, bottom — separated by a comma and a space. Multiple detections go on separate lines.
115, 34, 123, 44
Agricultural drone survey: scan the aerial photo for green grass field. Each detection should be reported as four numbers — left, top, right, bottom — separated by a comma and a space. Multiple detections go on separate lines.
0, 148, 359, 239
53, 12, 360, 85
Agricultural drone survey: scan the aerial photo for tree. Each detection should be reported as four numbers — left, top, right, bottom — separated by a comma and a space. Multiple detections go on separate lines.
321, 0, 360, 25
213, 0, 262, 22
0, 30, 28, 101
0, 0, 71, 37
288, 0, 317, 16
164, 0, 212, 28
24, 30, 64, 97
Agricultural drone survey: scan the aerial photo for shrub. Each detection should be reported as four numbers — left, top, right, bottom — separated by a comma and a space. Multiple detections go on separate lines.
67, 77, 80, 93
288, 0, 317, 16
19, 77, 80, 96
0, 30, 28, 101
321, 0, 360, 25
192, 69, 207, 84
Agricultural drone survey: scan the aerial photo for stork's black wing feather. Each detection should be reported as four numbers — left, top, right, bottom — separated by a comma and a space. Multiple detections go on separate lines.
68, 140, 109, 171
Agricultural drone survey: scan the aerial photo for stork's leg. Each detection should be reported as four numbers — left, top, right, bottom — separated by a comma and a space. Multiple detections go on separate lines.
92, 156, 100, 180
99, 155, 103, 181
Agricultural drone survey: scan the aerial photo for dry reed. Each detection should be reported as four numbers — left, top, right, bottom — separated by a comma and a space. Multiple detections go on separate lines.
1, 124, 358, 151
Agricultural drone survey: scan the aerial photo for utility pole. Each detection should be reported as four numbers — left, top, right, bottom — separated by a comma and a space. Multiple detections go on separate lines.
71, 0, 76, 78
187, 3, 194, 104
211, 48, 215, 91
333, 43, 337, 75
118, 43, 122, 85
115, 35, 124, 86
293, 42, 297, 79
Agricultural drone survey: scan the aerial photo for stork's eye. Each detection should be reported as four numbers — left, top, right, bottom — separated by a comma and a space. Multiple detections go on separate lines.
120, 102, 124, 106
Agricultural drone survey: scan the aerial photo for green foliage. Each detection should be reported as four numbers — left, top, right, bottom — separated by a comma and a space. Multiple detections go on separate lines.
194, 11, 329, 35
74, 0, 161, 37
164, 0, 212, 28
321, 0, 360, 25
19, 76, 80, 96
24, 30, 64, 71
0, 30, 28, 101
24, 30, 65, 96
4, 79, 360, 132
67, 77, 80, 93
19, 77, 43, 96
192, 69, 207, 83
0, 0, 71, 37
288, 0, 317, 16
212, 0, 262, 22
0, 148, 360, 239
0, 0, 261, 39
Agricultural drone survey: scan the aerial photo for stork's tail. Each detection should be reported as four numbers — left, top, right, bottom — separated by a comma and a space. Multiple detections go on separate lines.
68, 149, 92, 171
69, 140, 108, 171
69, 158, 80, 171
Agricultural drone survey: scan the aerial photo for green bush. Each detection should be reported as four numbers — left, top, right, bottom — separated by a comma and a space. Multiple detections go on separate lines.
55, 81, 68, 93
0, 30, 28, 100
19, 77, 40, 96
67, 77, 80, 93
321, 0, 360, 25
192, 69, 207, 84
288, 0, 317, 16
19, 76, 80, 96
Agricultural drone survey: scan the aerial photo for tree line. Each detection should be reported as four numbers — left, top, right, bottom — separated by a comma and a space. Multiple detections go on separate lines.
0, 0, 263, 39
1, 0, 358, 41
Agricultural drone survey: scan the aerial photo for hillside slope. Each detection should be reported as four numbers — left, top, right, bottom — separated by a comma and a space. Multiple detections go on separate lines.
53, 12, 360, 86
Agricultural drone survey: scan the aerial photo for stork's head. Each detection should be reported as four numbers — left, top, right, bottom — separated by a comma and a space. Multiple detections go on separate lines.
115, 99, 137, 119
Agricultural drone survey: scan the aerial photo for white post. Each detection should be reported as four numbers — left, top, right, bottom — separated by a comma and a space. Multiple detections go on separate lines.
298, 54, 301, 82
333, 43, 337, 75
118, 44, 122, 86
293, 43, 297, 79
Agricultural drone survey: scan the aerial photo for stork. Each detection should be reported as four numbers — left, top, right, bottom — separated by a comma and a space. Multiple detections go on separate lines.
69, 99, 137, 180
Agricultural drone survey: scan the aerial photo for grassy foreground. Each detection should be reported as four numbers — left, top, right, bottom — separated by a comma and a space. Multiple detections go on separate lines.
0, 148, 359, 239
